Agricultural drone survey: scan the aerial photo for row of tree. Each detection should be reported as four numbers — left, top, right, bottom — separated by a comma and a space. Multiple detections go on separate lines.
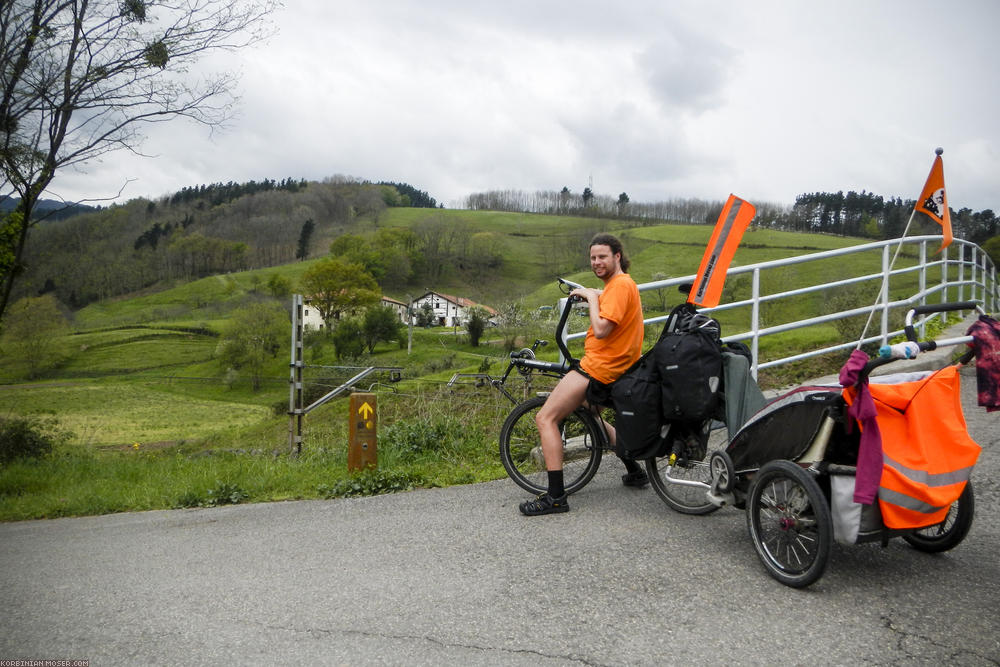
464, 187, 790, 228
464, 186, 997, 244
780, 191, 997, 244
168, 178, 307, 208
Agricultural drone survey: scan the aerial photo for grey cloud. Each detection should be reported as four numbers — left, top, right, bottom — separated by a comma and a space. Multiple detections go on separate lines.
637, 29, 736, 114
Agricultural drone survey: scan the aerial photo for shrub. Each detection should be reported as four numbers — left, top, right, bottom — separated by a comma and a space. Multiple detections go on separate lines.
317, 469, 423, 498
465, 306, 488, 346
204, 481, 249, 506
381, 416, 464, 459
331, 319, 364, 359
0, 416, 63, 463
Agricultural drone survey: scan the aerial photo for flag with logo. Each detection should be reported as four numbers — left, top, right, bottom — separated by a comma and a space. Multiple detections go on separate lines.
915, 152, 952, 254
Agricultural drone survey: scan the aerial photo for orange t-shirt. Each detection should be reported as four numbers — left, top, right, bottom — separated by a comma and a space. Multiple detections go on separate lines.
579, 273, 644, 384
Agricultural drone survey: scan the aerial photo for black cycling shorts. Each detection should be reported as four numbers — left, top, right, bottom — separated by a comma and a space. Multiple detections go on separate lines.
574, 366, 614, 409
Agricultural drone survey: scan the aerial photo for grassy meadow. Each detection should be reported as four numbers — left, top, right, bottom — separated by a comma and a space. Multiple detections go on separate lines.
0, 210, 956, 520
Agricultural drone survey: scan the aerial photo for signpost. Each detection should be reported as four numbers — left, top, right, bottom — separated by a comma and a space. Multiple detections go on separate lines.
348, 393, 377, 471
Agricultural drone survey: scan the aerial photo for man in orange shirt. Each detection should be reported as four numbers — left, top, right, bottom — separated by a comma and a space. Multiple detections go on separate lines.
520, 233, 646, 516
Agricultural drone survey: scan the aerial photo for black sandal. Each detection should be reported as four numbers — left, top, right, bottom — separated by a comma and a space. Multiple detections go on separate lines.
519, 493, 569, 515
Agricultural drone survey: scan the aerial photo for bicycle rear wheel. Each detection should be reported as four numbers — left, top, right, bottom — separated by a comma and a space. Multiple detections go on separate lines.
645, 422, 722, 515
498, 395, 603, 495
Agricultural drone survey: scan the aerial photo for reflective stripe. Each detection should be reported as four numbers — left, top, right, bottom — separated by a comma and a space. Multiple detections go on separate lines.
883, 454, 973, 487
879, 486, 947, 514
695, 200, 743, 302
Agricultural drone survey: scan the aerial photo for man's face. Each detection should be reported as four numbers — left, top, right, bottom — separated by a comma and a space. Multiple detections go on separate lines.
590, 244, 620, 280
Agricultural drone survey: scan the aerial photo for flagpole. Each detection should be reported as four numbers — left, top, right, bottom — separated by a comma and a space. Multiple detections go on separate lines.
855, 147, 944, 348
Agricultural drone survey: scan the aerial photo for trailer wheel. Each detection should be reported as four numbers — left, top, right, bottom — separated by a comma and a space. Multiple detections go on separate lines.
746, 460, 832, 588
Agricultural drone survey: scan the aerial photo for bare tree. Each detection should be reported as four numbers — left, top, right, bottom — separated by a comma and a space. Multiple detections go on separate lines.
0, 0, 277, 324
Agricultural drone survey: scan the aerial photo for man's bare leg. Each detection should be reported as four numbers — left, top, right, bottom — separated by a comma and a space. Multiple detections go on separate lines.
534, 370, 589, 471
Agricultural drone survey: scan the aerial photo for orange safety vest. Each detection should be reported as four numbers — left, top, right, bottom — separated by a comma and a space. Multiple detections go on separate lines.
848, 365, 981, 529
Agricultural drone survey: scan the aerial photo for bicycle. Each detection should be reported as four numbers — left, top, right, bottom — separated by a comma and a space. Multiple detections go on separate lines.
493, 278, 720, 499
493, 278, 612, 495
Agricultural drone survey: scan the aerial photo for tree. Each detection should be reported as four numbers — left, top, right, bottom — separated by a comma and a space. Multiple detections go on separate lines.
582, 187, 594, 208
495, 300, 531, 352
0, 293, 68, 378
415, 302, 435, 327
215, 302, 287, 391
465, 306, 489, 347
983, 235, 1000, 268
266, 273, 292, 299
330, 317, 364, 360
617, 192, 630, 217
329, 234, 381, 278
646, 272, 670, 313
0, 0, 277, 325
299, 258, 380, 329
361, 306, 403, 353
296, 219, 315, 260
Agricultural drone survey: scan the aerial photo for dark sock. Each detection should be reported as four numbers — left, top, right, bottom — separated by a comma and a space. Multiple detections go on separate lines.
547, 470, 565, 498
622, 458, 642, 475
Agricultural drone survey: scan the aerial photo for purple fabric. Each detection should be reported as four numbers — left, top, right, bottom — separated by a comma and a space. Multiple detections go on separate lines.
967, 315, 1000, 412
839, 349, 882, 504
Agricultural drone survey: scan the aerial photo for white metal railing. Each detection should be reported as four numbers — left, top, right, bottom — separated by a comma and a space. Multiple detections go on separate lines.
564, 235, 998, 378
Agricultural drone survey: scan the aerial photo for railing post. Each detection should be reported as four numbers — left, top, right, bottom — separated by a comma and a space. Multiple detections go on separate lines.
940, 244, 949, 326
751, 267, 760, 378
916, 241, 926, 339
970, 244, 979, 307
994, 261, 999, 313
958, 242, 966, 306
880, 244, 890, 346
991, 257, 998, 312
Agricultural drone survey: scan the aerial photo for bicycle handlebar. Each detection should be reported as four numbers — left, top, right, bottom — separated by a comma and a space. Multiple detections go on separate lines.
497, 279, 585, 391
558, 277, 585, 293
555, 292, 583, 364
859, 300, 983, 380
904, 301, 981, 343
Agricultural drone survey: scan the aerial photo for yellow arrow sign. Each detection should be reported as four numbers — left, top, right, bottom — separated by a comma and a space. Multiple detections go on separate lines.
358, 402, 374, 420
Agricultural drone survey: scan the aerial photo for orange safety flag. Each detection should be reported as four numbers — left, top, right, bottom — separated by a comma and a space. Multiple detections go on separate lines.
688, 194, 755, 308
915, 150, 952, 254
866, 366, 980, 529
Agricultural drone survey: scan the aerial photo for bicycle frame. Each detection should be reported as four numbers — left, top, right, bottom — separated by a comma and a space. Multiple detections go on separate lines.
490, 279, 581, 404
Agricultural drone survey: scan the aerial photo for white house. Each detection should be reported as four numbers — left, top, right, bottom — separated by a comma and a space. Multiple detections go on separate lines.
301, 295, 410, 330
301, 292, 494, 330
301, 299, 324, 330
411, 291, 496, 327
380, 296, 409, 323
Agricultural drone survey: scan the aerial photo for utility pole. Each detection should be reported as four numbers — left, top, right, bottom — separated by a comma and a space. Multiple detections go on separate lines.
407, 294, 413, 354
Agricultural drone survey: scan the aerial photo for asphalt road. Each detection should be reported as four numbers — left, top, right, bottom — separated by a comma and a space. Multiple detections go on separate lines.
2, 367, 999, 666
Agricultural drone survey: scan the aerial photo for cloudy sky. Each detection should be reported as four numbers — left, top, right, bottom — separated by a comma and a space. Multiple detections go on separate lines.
48, 0, 1000, 213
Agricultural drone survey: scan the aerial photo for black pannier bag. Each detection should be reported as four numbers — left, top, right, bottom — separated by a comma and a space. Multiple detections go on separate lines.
655, 303, 723, 421
610, 352, 665, 460
611, 302, 723, 459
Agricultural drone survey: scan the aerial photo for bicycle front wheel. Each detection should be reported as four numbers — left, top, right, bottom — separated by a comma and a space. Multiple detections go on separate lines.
498, 395, 603, 495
